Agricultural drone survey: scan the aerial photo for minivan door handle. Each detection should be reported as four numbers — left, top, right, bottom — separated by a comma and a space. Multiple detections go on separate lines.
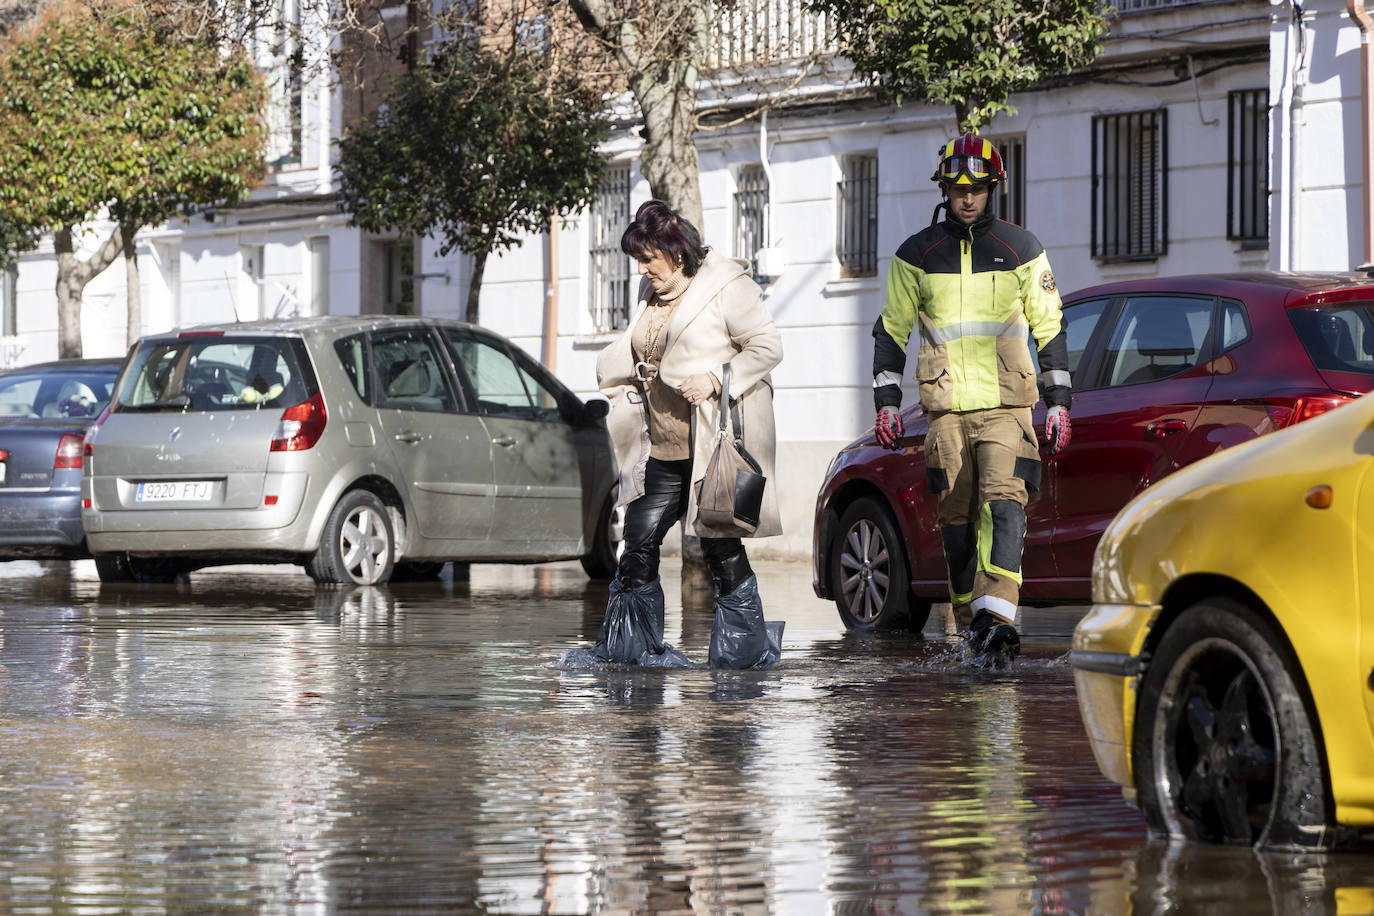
393, 431, 423, 444
1145, 419, 1187, 439
492, 436, 518, 448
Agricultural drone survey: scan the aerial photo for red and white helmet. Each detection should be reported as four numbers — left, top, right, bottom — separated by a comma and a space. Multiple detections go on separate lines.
932, 132, 1005, 186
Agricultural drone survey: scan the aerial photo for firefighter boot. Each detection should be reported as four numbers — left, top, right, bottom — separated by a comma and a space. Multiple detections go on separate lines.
965, 609, 1020, 668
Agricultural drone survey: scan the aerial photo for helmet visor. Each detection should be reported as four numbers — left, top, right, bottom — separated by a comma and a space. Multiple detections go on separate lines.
938, 154, 995, 183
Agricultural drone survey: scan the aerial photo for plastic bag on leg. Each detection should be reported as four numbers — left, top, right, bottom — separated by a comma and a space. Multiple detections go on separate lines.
590, 578, 697, 668
708, 576, 783, 670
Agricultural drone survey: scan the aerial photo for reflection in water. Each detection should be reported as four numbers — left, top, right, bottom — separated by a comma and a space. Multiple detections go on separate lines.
0, 559, 1366, 912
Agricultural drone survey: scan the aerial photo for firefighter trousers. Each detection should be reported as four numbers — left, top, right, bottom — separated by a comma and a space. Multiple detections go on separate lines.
924, 407, 1040, 627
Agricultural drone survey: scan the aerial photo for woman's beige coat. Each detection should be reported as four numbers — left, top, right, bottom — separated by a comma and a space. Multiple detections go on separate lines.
597, 250, 784, 538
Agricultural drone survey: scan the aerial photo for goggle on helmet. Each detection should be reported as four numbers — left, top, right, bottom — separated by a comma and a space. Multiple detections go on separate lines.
932, 133, 1006, 186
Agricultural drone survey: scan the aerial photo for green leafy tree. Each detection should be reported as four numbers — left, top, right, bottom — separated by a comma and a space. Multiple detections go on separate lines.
0, 214, 37, 273
808, 0, 1109, 133
0, 0, 267, 356
335, 43, 609, 325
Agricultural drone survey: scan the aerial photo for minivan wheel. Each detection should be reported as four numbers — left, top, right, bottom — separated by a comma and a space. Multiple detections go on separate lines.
580, 490, 623, 580
93, 552, 187, 584
830, 496, 930, 632
307, 490, 395, 586
1133, 598, 1334, 849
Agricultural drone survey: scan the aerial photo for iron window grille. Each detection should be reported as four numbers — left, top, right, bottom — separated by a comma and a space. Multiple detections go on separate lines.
1091, 109, 1168, 261
990, 135, 1025, 228
735, 164, 769, 276
837, 153, 878, 277
588, 164, 632, 333
1228, 88, 1269, 247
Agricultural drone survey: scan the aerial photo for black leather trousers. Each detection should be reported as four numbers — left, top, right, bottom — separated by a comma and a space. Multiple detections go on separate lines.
618, 458, 754, 595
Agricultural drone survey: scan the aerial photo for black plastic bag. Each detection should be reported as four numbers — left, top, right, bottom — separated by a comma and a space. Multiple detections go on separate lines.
708, 576, 783, 669
591, 578, 698, 668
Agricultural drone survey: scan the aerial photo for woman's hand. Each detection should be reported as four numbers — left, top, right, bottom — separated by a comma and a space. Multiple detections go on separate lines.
677, 373, 717, 407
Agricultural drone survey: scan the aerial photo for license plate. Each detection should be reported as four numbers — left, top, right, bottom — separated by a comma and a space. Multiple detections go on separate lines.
137, 480, 213, 502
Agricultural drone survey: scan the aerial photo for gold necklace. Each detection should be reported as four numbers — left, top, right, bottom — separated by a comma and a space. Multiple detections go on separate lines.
635, 300, 675, 382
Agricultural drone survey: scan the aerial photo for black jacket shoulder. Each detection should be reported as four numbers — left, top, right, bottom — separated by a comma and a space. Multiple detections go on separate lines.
982, 219, 1045, 265
893, 223, 953, 269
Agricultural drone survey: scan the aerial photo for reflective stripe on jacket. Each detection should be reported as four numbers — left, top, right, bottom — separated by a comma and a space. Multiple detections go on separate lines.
876, 214, 1066, 413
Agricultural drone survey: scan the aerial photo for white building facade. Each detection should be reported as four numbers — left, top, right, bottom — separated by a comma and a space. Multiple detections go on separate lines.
1, 0, 1365, 558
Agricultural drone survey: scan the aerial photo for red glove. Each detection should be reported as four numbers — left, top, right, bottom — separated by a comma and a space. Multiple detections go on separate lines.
875, 406, 904, 450
1044, 406, 1071, 455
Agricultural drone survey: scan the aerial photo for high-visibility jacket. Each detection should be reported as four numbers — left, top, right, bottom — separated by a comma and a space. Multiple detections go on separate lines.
873, 212, 1071, 414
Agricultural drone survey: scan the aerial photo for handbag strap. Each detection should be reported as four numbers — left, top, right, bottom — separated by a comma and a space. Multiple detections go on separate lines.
717, 364, 731, 431
716, 363, 748, 447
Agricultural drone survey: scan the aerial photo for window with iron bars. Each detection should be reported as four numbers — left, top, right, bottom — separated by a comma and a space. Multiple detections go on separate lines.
1228, 88, 1268, 247
989, 136, 1025, 228
1091, 109, 1168, 261
837, 153, 877, 277
735, 164, 769, 276
588, 165, 632, 333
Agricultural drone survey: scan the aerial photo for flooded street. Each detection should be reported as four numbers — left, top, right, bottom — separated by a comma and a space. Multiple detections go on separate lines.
0, 558, 1370, 914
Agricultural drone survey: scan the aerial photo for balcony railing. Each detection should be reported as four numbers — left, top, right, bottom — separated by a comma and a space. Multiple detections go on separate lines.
1113, 0, 1209, 12
708, 0, 837, 69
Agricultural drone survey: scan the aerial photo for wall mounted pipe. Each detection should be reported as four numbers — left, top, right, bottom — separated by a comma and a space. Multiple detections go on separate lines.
1348, 0, 1374, 266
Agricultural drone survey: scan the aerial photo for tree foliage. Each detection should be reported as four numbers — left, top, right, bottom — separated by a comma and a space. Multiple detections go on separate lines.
0, 214, 37, 273
808, 0, 1108, 132
335, 42, 609, 325
0, 0, 268, 355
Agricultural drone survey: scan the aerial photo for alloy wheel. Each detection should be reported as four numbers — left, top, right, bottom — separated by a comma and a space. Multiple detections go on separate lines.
340, 503, 391, 585
838, 517, 891, 625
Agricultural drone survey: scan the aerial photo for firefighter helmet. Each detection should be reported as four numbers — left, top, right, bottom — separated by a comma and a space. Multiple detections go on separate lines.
932, 133, 1005, 186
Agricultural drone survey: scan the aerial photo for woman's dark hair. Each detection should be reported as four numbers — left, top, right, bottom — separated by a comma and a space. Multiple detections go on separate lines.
620, 200, 709, 277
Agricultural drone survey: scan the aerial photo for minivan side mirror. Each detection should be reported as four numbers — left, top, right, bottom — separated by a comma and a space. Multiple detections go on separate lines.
582, 398, 610, 423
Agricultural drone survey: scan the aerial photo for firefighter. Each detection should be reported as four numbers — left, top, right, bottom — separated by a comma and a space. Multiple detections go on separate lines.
871, 133, 1072, 666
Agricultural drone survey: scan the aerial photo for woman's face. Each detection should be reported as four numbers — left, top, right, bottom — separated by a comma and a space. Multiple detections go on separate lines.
635, 248, 680, 293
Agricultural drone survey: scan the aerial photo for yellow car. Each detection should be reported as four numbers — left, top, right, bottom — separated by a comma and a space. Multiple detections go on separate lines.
1070, 390, 1374, 850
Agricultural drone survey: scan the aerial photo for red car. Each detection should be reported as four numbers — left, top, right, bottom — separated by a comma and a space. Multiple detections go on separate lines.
813, 272, 1374, 630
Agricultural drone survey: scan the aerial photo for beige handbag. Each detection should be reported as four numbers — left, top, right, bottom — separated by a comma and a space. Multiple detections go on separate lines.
694, 364, 766, 534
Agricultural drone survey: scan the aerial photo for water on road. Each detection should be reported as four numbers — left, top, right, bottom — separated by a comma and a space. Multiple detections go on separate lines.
0, 558, 1369, 914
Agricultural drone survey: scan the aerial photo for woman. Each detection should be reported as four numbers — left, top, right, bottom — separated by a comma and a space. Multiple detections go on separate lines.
591, 200, 783, 669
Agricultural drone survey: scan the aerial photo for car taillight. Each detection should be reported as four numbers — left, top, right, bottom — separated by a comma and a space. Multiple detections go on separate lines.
1262, 393, 1358, 428
54, 432, 84, 469
83, 404, 112, 457
270, 392, 327, 451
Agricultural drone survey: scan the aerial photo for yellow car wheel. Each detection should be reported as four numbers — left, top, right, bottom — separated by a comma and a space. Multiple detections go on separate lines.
1133, 597, 1333, 849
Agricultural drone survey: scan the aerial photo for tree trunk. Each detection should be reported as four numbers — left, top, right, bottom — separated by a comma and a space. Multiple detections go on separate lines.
568, 0, 708, 228
53, 225, 123, 360
122, 220, 141, 347
465, 247, 487, 325
632, 58, 704, 228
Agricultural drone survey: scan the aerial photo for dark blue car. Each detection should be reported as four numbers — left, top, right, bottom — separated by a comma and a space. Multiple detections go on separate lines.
0, 358, 121, 559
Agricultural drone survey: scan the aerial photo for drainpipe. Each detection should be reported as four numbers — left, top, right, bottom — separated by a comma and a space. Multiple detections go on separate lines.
1285, 1, 1308, 271
542, 213, 559, 372
1349, 0, 1374, 265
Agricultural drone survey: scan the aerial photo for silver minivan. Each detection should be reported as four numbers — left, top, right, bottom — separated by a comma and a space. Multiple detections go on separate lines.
82, 316, 619, 585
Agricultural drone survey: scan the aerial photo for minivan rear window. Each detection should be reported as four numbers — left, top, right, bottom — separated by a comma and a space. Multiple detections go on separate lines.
1289, 303, 1374, 375
113, 336, 316, 412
